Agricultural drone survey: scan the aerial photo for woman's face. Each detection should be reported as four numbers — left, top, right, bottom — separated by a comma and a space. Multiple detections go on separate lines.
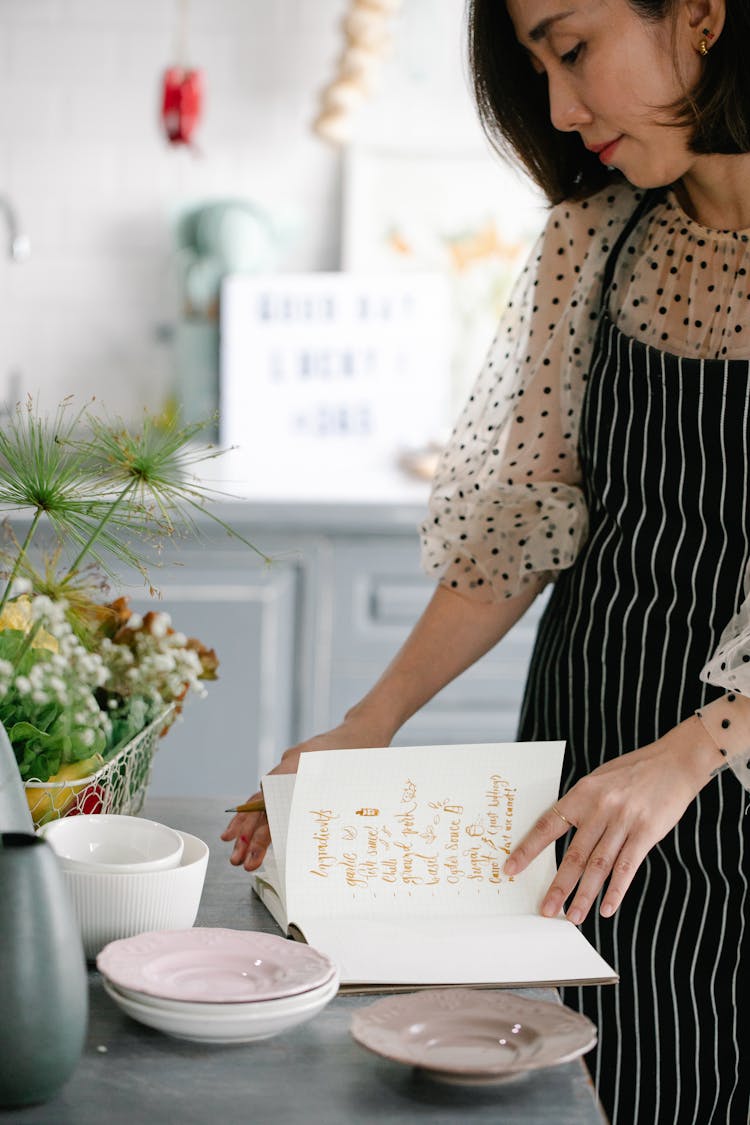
505, 0, 705, 188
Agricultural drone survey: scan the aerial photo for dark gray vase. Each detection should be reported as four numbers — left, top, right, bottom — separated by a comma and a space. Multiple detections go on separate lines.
0, 833, 89, 1108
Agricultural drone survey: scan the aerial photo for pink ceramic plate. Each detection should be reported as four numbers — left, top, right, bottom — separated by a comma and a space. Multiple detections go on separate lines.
350, 989, 597, 1086
97, 928, 337, 1003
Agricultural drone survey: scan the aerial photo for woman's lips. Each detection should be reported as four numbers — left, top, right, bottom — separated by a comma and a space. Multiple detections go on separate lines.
592, 136, 623, 164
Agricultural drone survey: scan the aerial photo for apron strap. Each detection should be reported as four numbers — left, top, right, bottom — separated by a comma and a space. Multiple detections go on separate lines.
598, 187, 666, 314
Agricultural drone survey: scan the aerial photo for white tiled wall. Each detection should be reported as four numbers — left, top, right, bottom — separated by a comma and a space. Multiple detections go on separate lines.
0, 0, 483, 418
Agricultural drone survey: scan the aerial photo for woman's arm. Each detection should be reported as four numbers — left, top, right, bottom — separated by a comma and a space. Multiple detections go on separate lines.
222, 577, 542, 870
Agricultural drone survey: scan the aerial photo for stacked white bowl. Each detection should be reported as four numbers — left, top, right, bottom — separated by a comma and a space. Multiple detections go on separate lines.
96, 928, 340, 1043
38, 814, 208, 959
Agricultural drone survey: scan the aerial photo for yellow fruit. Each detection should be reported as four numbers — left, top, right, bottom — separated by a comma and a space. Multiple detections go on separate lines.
0, 595, 58, 652
26, 754, 105, 825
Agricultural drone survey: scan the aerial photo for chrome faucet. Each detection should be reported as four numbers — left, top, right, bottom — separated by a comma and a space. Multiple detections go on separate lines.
0, 194, 30, 262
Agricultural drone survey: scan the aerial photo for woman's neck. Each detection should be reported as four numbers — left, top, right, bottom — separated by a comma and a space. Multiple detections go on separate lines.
676, 153, 750, 231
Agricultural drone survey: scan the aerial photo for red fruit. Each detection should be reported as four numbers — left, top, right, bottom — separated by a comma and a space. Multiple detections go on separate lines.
68, 785, 105, 816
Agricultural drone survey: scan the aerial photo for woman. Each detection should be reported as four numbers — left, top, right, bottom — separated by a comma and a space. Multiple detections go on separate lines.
223, 1, 750, 1121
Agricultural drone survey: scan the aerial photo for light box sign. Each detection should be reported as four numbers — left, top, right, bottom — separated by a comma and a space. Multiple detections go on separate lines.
219, 272, 451, 501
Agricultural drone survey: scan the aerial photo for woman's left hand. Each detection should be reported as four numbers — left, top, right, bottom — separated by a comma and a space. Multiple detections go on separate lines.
503, 716, 725, 924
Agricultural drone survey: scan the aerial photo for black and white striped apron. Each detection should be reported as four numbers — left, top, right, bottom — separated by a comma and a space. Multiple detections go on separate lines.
518, 190, 750, 1125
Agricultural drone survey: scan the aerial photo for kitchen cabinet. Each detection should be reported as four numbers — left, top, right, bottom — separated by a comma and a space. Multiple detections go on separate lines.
130, 556, 297, 798
143, 501, 549, 798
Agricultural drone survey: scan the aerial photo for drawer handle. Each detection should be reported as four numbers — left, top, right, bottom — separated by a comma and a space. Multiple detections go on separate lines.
369, 582, 432, 624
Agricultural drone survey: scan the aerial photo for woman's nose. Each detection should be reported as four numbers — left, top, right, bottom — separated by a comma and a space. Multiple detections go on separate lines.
547, 72, 593, 132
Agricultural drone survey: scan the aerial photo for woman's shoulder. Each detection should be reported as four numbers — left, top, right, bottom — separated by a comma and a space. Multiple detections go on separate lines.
541, 181, 644, 257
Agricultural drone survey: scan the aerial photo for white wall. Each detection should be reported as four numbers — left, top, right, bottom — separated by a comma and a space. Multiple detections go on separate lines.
0, 0, 488, 418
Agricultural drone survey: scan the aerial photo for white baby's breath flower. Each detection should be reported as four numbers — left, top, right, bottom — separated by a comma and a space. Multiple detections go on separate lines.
127, 614, 143, 630
30, 594, 67, 627
14, 676, 31, 695
79, 728, 95, 747
149, 613, 170, 638
28, 664, 46, 688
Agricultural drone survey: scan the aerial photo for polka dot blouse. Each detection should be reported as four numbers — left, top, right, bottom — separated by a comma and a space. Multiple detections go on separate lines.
420, 181, 750, 790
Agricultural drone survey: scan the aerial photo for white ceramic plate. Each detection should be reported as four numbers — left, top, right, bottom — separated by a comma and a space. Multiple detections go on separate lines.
350, 989, 597, 1086
97, 928, 336, 1003
107, 962, 339, 1014
102, 969, 340, 1043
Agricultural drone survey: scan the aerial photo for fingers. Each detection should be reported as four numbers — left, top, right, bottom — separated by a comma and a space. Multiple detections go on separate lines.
504, 784, 658, 926
537, 823, 608, 919
220, 787, 273, 871
503, 805, 575, 877
221, 788, 264, 842
219, 814, 244, 842
550, 830, 648, 924
222, 812, 259, 864
597, 840, 647, 919
242, 816, 271, 871
546, 825, 630, 922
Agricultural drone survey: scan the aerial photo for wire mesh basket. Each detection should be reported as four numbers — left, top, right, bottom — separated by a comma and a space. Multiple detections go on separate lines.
24, 708, 173, 828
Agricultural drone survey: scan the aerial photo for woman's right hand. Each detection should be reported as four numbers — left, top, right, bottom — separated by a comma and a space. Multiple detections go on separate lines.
220, 719, 391, 871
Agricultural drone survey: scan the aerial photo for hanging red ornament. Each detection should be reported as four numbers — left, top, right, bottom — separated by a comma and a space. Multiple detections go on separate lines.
161, 66, 204, 145
160, 0, 203, 148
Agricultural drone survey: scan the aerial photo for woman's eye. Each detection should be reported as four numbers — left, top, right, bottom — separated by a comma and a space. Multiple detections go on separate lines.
560, 43, 584, 65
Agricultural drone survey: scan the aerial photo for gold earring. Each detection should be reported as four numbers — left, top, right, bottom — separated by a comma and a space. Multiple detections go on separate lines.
699, 26, 714, 56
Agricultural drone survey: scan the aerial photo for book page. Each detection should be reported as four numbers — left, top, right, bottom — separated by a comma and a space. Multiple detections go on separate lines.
259, 773, 296, 902
284, 742, 565, 924
299, 915, 617, 988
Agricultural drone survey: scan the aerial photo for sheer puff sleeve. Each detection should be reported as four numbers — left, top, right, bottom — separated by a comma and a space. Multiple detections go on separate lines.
698, 561, 750, 790
420, 184, 641, 602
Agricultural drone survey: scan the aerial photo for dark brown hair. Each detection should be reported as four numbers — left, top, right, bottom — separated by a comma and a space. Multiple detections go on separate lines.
467, 0, 750, 204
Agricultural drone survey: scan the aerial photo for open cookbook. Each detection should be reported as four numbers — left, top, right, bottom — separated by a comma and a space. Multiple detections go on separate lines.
252, 741, 618, 992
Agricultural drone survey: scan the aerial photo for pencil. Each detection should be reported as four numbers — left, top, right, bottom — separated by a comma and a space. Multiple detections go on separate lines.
224, 798, 266, 814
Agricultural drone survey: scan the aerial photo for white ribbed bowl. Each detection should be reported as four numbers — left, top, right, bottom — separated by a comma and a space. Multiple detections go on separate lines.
62, 830, 208, 959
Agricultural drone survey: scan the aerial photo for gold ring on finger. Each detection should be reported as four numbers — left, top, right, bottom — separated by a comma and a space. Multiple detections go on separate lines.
551, 804, 573, 827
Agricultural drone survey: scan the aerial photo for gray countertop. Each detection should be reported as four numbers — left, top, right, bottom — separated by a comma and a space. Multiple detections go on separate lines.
6, 799, 606, 1125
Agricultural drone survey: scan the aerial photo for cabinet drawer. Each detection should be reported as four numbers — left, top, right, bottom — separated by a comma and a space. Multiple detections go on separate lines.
325, 538, 550, 738
330, 537, 545, 663
330, 538, 545, 665
368, 578, 433, 625
330, 537, 429, 662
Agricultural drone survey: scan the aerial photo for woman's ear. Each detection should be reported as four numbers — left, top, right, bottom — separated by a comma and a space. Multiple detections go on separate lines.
684, 0, 726, 45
